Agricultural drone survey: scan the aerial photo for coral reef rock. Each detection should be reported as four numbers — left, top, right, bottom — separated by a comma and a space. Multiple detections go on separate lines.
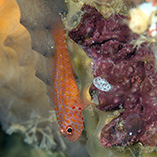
69, 4, 157, 148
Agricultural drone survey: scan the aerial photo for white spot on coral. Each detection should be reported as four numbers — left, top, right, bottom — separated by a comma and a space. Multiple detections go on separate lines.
93, 76, 112, 92
139, 2, 156, 17
128, 2, 157, 35
129, 132, 133, 136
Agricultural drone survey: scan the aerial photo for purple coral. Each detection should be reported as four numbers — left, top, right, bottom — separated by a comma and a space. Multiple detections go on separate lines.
69, 4, 157, 147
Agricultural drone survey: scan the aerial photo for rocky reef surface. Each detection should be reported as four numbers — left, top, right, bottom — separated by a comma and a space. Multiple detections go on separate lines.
69, 3, 157, 148
0, 0, 156, 157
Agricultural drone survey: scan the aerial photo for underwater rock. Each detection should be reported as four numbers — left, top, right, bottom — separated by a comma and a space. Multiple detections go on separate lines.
100, 113, 143, 147
69, 4, 137, 59
69, 4, 157, 147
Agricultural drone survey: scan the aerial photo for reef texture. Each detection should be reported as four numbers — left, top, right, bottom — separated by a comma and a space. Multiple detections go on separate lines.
0, 0, 58, 151
69, 4, 157, 147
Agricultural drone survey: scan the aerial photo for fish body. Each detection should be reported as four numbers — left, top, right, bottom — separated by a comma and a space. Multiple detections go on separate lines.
51, 15, 84, 142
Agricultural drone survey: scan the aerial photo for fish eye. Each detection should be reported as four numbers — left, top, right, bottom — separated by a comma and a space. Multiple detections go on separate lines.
66, 126, 73, 135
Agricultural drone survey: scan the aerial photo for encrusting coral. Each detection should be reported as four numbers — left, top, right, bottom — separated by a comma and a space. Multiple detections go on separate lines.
68, 2, 157, 156
0, 0, 58, 150
0, 0, 156, 157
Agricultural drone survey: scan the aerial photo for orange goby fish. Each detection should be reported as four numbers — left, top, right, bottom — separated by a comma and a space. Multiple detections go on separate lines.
51, 15, 85, 142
